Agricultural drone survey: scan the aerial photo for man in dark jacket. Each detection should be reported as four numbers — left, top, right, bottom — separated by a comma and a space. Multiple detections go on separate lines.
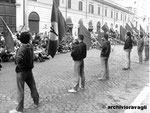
68, 35, 87, 93
98, 34, 111, 80
123, 32, 133, 70
9, 32, 39, 113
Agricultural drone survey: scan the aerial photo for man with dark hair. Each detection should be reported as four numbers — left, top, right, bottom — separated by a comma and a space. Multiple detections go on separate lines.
98, 33, 111, 80
68, 35, 87, 93
9, 32, 39, 113
122, 32, 133, 70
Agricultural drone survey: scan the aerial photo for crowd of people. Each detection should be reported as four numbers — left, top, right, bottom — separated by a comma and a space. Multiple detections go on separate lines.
3, 27, 148, 113
0, 28, 149, 71
0, 28, 125, 63
0, 32, 75, 64
123, 31, 149, 70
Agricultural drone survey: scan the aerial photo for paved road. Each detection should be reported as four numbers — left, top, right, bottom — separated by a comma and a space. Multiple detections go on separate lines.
0, 45, 149, 113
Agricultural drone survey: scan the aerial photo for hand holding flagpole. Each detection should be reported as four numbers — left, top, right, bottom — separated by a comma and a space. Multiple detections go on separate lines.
50, 25, 58, 36
95, 38, 101, 47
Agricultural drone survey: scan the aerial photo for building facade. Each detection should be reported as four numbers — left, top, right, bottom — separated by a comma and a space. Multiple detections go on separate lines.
132, 0, 150, 33
16, 0, 134, 36
0, 0, 16, 33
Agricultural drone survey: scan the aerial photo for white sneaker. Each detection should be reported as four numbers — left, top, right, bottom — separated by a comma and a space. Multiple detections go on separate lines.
9, 109, 22, 113
68, 88, 77, 93
80, 86, 85, 90
34, 104, 39, 108
98, 77, 105, 80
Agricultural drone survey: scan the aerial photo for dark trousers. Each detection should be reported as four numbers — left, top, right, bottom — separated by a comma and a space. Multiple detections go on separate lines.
73, 60, 85, 90
16, 70, 39, 112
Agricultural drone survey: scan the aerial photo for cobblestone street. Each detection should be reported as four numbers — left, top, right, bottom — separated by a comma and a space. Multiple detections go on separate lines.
0, 45, 149, 113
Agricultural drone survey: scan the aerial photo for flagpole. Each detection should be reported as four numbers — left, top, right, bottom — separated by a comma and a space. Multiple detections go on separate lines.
0, 16, 14, 52
102, 4, 104, 25
114, 9, 116, 27
95, 38, 101, 47
23, 0, 25, 26
86, 0, 87, 18
0, 17, 13, 36
65, 0, 68, 20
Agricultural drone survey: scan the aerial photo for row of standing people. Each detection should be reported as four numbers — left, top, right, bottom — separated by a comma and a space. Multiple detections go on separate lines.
123, 31, 149, 70
9, 32, 111, 113
9, 30, 149, 113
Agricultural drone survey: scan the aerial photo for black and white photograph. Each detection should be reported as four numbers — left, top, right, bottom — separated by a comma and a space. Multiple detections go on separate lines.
0, 0, 149, 113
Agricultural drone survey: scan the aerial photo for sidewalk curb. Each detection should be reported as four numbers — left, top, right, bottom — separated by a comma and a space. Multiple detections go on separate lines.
124, 83, 150, 113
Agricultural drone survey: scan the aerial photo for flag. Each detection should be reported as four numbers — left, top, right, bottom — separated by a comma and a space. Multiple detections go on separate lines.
97, 32, 104, 44
78, 24, 91, 50
0, 16, 14, 52
110, 28, 115, 33
102, 24, 109, 33
125, 23, 133, 33
96, 32, 104, 50
130, 22, 139, 34
130, 22, 135, 29
58, 12, 68, 41
47, 0, 67, 58
133, 27, 139, 34
140, 25, 146, 37
120, 26, 126, 41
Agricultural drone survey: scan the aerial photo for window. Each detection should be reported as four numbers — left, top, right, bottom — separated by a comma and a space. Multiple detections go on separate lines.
68, 0, 71, 9
11, 0, 16, 3
128, 17, 130, 21
111, 10, 113, 18
125, 15, 126, 21
116, 12, 118, 20
121, 13, 123, 20
12, 17, 16, 24
0, 27, 3, 32
6, 16, 9, 24
9, 17, 12, 24
89, 4, 94, 14
79, 1, 83, 11
105, 8, 107, 17
98, 7, 100, 15
0, 0, 16, 3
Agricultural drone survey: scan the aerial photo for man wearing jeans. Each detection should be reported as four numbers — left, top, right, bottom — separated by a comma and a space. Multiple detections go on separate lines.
9, 32, 39, 113
122, 32, 133, 70
98, 34, 111, 80
68, 35, 87, 93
